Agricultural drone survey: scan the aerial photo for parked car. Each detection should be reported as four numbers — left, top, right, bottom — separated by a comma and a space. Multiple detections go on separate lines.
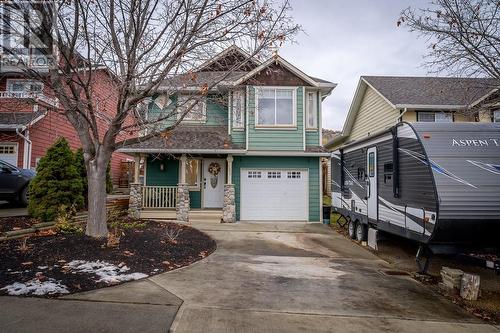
0, 159, 35, 206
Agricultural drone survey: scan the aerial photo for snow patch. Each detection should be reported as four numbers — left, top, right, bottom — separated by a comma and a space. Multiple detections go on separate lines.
66, 260, 148, 284
1, 278, 69, 296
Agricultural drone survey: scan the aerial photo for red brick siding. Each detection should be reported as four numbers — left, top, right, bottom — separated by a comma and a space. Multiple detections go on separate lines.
0, 70, 136, 185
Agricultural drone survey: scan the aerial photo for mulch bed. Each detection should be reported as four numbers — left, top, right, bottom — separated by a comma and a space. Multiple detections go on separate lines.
0, 216, 40, 233
0, 220, 216, 297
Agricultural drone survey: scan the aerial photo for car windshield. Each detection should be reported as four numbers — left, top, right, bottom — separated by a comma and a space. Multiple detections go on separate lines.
0, 159, 18, 171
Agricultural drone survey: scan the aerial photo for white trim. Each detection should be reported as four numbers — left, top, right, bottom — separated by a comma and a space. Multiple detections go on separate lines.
117, 148, 247, 154
143, 155, 148, 186
233, 55, 319, 87
302, 87, 306, 151
228, 91, 232, 135
254, 86, 297, 128
318, 91, 322, 146
395, 104, 466, 110
469, 87, 499, 107
246, 86, 250, 149
242, 150, 330, 157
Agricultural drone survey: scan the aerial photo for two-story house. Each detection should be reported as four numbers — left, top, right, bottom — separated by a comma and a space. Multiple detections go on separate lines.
326, 76, 499, 150
0, 63, 133, 186
119, 46, 336, 223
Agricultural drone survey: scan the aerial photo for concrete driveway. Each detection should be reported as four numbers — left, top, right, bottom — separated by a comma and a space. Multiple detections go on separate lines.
0, 222, 498, 332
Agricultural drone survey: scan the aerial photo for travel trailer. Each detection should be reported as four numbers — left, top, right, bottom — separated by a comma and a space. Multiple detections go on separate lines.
331, 122, 500, 271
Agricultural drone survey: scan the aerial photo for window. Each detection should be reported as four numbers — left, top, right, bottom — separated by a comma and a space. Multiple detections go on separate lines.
493, 110, 500, 123
183, 159, 200, 189
0, 145, 16, 154
267, 171, 281, 178
177, 95, 206, 122
7, 80, 43, 93
417, 112, 453, 123
256, 88, 295, 126
232, 90, 245, 128
248, 171, 261, 178
368, 153, 375, 177
383, 163, 393, 184
306, 91, 318, 128
287, 171, 301, 179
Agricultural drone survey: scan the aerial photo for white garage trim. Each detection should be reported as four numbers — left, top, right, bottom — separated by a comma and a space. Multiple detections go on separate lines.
240, 168, 309, 221
0, 142, 19, 167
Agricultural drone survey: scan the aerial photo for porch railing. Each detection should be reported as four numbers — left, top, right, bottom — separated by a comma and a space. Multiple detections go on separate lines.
142, 186, 177, 209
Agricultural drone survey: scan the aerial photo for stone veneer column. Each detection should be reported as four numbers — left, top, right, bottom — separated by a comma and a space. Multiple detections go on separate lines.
128, 182, 142, 218
222, 184, 236, 223
176, 183, 190, 222
222, 155, 236, 223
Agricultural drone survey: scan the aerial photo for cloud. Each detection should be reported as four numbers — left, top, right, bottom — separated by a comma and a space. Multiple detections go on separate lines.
281, 0, 430, 130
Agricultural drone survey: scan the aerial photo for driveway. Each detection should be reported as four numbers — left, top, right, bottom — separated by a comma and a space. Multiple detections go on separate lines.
0, 222, 498, 332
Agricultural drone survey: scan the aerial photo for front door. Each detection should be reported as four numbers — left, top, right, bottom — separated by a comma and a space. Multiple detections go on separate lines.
203, 159, 225, 208
366, 147, 378, 221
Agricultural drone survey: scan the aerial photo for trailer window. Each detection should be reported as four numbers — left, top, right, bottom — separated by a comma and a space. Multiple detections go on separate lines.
368, 152, 375, 177
383, 163, 393, 184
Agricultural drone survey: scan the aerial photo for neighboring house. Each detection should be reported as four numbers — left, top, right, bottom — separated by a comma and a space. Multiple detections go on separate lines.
321, 129, 340, 196
0, 66, 133, 186
119, 46, 336, 222
326, 76, 499, 149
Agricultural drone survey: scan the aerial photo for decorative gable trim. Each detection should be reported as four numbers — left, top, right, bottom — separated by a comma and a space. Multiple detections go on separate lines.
232, 55, 319, 87
195, 45, 260, 72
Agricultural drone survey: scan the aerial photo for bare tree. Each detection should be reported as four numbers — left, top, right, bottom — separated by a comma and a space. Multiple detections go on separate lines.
1, 0, 299, 237
399, 0, 499, 79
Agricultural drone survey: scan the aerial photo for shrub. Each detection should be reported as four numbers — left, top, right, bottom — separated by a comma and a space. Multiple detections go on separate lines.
28, 138, 84, 221
55, 204, 83, 235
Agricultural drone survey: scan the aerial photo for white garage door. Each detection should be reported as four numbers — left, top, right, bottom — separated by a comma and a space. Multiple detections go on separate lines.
0, 143, 18, 166
240, 169, 308, 221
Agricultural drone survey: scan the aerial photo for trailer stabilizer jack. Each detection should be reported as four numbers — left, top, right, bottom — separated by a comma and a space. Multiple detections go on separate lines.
416, 244, 432, 275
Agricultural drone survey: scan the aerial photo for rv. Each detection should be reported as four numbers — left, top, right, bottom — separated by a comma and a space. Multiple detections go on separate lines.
332, 122, 500, 271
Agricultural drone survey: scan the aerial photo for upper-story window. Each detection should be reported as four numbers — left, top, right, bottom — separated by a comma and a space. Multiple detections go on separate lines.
493, 110, 500, 123
256, 88, 295, 127
306, 91, 318, 129
7, 80, 43, 94
177, 95, 206, 122
232, 89, 245, 129
417, 111, 453, 123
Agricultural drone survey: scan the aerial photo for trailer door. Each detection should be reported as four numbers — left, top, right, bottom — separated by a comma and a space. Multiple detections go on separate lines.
366, 147, 378, 221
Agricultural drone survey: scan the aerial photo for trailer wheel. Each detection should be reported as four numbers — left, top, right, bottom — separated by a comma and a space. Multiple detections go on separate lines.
355, 223, 368, 242
348, 219, 357, 239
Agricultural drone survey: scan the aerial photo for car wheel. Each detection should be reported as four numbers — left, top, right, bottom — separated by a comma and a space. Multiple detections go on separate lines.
355, 222, 367, 242
348, 219, 357, 239
19, 186, 29, 207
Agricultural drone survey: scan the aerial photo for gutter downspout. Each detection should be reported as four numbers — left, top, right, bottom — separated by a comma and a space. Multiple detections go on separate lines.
16, 127, 32, 169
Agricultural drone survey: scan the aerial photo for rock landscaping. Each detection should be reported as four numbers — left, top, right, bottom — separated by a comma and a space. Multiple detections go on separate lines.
0, 220, 216, 297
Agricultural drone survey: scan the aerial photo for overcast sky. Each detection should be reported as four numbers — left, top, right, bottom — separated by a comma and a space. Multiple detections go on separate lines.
280, 0, 431, 131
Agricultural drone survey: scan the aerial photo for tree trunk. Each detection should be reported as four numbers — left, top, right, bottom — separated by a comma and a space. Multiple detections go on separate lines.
85, 159, 109, 238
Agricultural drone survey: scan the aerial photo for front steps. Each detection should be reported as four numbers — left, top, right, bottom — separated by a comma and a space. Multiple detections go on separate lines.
140, 209, 222, 223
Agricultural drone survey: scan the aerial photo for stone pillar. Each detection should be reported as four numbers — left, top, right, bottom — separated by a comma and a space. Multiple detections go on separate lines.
128, 182, 142, 218
176, 183, 190, 222
222, 155, 235, 223
222, 184, 236, 223
133, 154, 141, 183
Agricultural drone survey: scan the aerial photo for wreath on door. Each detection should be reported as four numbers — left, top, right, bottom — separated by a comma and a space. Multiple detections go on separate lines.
208, 162, 221, 188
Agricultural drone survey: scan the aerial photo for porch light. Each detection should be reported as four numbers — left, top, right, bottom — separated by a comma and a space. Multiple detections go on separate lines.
160, 163, 165, 171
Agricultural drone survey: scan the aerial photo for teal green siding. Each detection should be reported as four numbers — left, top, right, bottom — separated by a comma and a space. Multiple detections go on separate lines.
247, 86, 304, 150
232, 156, 320, 221
145, 156, 201, 208
305, 130, 319, 146
147, 94, 227, 129
230, 130, 246, 146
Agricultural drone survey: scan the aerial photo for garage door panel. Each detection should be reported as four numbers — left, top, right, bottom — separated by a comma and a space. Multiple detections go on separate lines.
241, 169, 308, 221
0, 143, 18, 166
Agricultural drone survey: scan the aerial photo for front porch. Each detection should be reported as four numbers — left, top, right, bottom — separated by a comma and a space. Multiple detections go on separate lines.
128, 153, 236, 223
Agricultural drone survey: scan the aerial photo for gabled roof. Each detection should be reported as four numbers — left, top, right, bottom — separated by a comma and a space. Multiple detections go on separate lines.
0, 111, 46, 129
196, 45, 260, 72
325, 76, 499, 149
362, 76, 498, 108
